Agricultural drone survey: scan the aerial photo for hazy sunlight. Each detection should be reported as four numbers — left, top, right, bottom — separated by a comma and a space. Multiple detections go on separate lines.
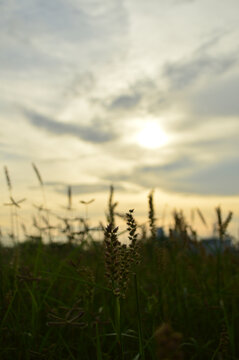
137, 121, 168, 149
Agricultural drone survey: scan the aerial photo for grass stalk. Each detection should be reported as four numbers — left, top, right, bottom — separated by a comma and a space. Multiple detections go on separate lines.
96, 322, 103, 360
134, 273, 145, 360
114, 295, 124, 358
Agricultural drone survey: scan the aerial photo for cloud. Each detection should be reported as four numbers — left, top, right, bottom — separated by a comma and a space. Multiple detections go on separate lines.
44, 181, 126, 195
23, 109, 118, 143
176, 157, 239, 196
173, 0, 196, 3
1, 0, 239, 206
163, 30, 238, 90
139, 156, 195, 174
180, 133, 239, 156
0, 140, 31, 162
63, 72, 95, 99
0, 0, 129, 116
0, 0, 127, 57
163, 53, 237, 90
109, 93, 141, 110
1, 150, 29, 162
103, 155, 196, 188
104, 154, 239, 196
191, 75, 239, 117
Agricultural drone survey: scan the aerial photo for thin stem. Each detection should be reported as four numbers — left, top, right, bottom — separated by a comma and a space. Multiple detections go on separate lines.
134, 273, 145, 360
114, 295, 124, 359
96, 322, 103, 360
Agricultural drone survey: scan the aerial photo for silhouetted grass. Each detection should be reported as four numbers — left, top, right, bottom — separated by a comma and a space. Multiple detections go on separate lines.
1, 167, 239, 359
0, 215, 239, 359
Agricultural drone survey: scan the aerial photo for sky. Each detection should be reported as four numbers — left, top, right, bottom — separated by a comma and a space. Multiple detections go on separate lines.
1, 0, 239, 239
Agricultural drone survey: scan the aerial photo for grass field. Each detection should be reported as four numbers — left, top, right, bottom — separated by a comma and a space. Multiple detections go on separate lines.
0, 188, 238, 360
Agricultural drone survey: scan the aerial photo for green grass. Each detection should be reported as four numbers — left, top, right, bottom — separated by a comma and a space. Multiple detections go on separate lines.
0, 233, 239, 359
0, 171, 238, 359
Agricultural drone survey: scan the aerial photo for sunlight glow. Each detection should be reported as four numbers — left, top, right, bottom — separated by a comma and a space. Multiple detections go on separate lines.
137, 122, 168, 149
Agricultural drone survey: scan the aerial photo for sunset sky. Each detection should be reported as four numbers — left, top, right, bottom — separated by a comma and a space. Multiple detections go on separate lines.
1, 0, 239, 238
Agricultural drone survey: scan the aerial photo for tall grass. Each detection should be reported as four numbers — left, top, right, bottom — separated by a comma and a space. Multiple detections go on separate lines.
0, 166, 238, 359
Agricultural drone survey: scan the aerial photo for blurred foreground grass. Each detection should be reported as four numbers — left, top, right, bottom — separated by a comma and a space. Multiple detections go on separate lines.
1, 166, 239, 359
0, 226, 239, 359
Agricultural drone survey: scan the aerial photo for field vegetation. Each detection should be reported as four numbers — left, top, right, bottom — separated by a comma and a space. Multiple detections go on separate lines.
0, 165, 238, 359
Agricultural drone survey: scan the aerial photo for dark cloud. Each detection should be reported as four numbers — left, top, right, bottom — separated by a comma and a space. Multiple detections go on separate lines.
139, 156, 194, 174
163, 31, 238, 90
104, 155, 239, 196
24, 109, 118, 143
175, 157, 239, 196
163, 54, 237, 90
104, 156, 197, 189
179, 133, 239, 155
101, 78, 160, 115
109, 93, 141, 110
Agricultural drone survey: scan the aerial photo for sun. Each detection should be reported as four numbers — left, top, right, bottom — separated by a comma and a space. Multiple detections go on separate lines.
137, 121, 168, 149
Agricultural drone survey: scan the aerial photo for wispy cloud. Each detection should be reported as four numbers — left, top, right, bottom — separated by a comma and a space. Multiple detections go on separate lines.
104, 152, 239, 196
43, 181, 126, 195
163, 34, 238, 90
108, 93, 141, 111
0, 0, 128, 68
23, 109, 118, 143
191, 75, 239, 117
1, 0, 239, 210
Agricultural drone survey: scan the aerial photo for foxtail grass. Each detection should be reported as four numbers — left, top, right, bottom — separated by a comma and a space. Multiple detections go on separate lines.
148, 190, 156, 240
106, 185, 118, 228
32, 162, 52, 242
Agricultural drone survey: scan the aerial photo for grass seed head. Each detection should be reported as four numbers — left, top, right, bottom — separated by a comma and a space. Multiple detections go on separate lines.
216, 206, 233, 240
32, 162, 44, 186
148, 190, 156, 239
4, 166, 12, 192
155, 323, 183, 360
219, 322, 230, 357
